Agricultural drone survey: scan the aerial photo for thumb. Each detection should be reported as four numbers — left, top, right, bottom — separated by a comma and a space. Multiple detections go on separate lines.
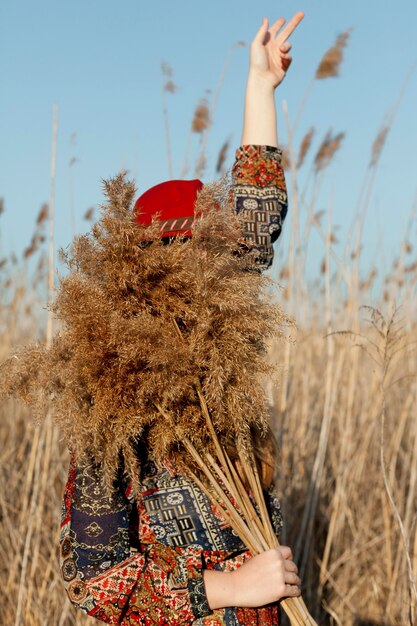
252, 17, 269, 46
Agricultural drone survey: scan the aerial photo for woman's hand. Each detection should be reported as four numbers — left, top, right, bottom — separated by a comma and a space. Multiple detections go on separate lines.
204, 546, 301, 609
230, 546, 301, 607
249, 12, 304, 89
241, 11, 304, 145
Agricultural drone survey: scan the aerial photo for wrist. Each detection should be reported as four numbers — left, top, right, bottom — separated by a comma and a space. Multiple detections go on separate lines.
228, 569, 238, 607
246, 70, 276, 94
203, 569, 236, 610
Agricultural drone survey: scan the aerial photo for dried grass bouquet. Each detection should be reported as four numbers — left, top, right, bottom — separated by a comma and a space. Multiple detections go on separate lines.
0, 172, 290, 484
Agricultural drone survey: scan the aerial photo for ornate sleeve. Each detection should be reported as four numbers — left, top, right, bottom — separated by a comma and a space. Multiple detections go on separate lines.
59, 453, 211, 624
231, 144, 288, 270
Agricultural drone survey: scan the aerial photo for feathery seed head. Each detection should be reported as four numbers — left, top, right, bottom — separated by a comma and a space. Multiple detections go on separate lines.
315, 29, 352, 79
297, 127, 315, 170
314, 130, 345, 172
192, 99, 211, 133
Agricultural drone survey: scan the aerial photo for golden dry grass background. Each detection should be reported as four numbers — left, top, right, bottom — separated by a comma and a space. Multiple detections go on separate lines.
1, 31, 416, 626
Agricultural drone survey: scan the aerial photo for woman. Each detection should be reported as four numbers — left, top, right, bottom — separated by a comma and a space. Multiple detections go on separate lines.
60, 12, 304, 625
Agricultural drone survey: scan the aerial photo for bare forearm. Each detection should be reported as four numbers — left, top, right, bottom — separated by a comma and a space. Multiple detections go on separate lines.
241, 73, 278, 147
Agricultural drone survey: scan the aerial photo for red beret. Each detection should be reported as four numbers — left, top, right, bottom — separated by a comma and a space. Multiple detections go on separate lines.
134, 179, 204, 237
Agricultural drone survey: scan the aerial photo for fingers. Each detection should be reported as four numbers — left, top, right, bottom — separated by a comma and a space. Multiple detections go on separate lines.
285, 571, 301, 586
283, 554, 302, 598
269, 17, 286, 38
284, 583, 302, 597
278, 545, 293, 560
279, 42, 292, 52
275, 11, 304, 44
267, 548, 302, 602
278, 546, 300, 582
284, 559, 298, 574
252, 16, 269, 45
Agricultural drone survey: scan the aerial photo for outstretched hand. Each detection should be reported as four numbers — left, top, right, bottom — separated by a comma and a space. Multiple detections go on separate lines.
249, 12, 304, 89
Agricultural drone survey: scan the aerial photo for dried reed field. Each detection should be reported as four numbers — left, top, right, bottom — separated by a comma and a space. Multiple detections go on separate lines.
1, 31, 417, 626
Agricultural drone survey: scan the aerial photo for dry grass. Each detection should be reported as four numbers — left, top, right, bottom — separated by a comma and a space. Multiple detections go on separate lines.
271, 309, 417, 625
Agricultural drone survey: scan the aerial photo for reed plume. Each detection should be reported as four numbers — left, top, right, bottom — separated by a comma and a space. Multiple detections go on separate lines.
370, 125, 389, 167
297, 127, 315, 170
216, 137, 231, 174
315, 30, 352, 80
314, 130, 345, 172
161, 61, 176, 178
192, 97, 211, 133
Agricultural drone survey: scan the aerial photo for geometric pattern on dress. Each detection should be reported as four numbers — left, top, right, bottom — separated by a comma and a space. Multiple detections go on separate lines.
235, 605, 280, 625
188, 577, 211, 619
84, 521, 104, 537
232, 144, 288, 271
59, 515, 100, 617
234, 184, 287, 248
193, 610, 241, 626
73, 522, 132, 580
232, 145, 286, 192
86, 553, 146, 604
267, 491, 284, 537
141, 470, 243, 552
74, 460, 127, 516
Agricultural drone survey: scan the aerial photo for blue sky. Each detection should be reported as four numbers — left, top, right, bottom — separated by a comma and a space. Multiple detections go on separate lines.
1, 0, 417, 285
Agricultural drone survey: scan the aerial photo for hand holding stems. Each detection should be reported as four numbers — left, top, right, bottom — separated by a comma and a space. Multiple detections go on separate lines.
204, 545, 301, 610
241, 11, 304, 147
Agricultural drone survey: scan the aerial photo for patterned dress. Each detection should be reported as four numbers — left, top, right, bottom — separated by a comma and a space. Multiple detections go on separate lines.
60, 144, 289, 625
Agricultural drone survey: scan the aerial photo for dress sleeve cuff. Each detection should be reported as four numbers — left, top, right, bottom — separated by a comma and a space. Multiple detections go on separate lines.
188, 575, 212, 619
235, 144, 283, 162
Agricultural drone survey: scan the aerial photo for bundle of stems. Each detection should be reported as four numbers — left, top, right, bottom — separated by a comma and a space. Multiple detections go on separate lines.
157, 321, 319, 626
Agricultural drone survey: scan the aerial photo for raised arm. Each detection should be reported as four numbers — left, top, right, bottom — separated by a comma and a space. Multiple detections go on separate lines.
242, 12, 304, 146
232, 12, 304, 270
